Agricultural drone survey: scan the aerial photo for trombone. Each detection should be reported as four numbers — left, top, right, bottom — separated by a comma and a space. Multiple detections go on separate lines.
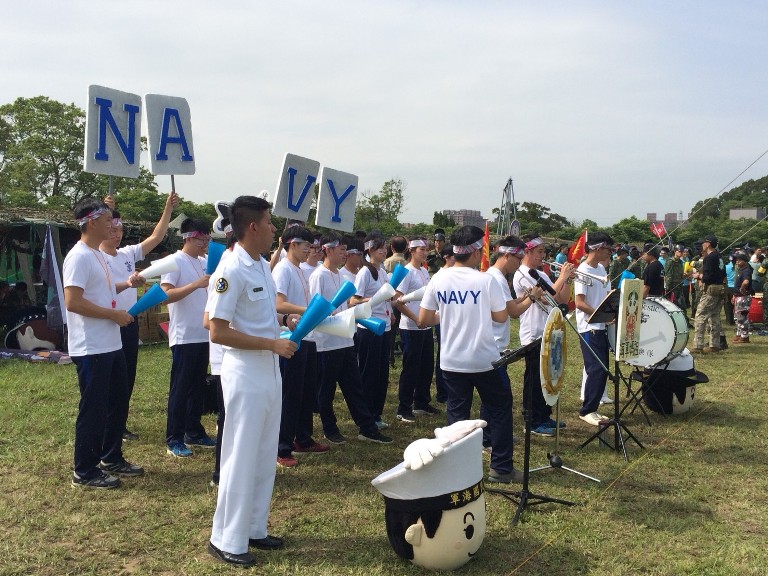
547, 261, 608, 286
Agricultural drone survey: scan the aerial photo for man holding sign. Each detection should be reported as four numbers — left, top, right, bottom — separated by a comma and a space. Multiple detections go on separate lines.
64, 198, 141, 489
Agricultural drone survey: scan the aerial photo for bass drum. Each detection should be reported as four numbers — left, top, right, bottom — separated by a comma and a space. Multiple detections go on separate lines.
607, 297, 689, 367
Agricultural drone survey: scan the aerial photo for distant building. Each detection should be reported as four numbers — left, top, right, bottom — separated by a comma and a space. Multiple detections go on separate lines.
647, 211, 686, 225
442, 209, 485, 228
730, 207, 766, 220
664, 212, 678, 225
646, 212, 657, 222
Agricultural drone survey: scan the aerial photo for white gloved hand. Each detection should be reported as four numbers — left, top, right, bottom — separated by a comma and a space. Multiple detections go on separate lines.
403, 437, 451, 470
434, 419, 487, 444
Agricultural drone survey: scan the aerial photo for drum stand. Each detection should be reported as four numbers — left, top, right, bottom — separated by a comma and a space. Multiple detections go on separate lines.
580, 359, 645, 461
487, 342, 578, 525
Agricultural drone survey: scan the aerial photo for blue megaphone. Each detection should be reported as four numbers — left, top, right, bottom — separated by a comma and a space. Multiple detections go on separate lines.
128, 283, 168, 317
206, 241, 226, 274
330, 280, 356, 309
357, 316, 386, 336
389, 263, 409, 290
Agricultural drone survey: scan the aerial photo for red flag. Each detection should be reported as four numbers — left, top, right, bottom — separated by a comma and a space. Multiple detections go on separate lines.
480, 222, 490, 271
650, 222, 666, 238
567, 229, 587, 264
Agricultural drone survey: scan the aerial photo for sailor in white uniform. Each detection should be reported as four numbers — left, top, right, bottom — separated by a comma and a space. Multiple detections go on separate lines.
206, 195, 298, 568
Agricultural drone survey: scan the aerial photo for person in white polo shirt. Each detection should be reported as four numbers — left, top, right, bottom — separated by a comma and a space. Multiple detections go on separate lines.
64, 197, 142, 489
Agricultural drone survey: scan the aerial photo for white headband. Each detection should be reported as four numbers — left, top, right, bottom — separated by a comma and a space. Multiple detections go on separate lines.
323, 240, 340, 249
76, 207, 110, 226
408, 239, 428, 249
524, 237, 544, 250
182, 231, 209, 240
498, 245, 523, 256
452, 239, 484, 255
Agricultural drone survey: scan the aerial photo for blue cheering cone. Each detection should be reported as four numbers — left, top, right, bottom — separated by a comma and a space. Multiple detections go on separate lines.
388, 263, 408, 289
329, 280, 356, 309
206, 241, 226, 274
357, 316, 386, 336
290, 294, 333, 348
128, 283, 168, 317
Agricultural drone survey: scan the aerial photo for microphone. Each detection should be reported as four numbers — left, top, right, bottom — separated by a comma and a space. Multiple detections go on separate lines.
528, 269, 556, 296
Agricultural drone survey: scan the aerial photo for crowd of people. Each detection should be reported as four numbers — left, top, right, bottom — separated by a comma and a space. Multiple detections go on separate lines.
61, 192, 762, 567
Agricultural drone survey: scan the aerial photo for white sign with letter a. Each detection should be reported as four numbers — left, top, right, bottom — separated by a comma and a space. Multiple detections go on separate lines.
145, 94, 195, 175
272, 153, 320, 222
315, 167, 358, 232
84, 85, 142, 178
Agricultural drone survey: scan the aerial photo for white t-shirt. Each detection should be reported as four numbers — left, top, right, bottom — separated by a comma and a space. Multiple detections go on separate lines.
206, 243, 279, 344
161, 250, 209, 346
63, 241, 122, 356
486, 266, 514, 352
398, 263, 431, 331
104, 243, 144, 311
575, 261, 610, 332
421, 266, 505, 373
273, 258, 315, 342
308, 266, 352, 352
339, 266, 357, 285
354, 264, 392, 332
512, 264, 552, 346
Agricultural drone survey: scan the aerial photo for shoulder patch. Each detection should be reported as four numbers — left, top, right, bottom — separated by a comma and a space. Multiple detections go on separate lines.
215, 278, 229, 293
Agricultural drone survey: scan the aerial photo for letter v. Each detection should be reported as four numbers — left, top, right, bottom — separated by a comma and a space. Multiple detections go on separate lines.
286, 167, 317, 212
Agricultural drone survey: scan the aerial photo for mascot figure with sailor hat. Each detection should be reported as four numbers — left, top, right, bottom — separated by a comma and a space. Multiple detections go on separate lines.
372, 419, 487, 571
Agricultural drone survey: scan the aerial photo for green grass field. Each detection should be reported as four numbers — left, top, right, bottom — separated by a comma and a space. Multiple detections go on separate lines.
1, 322, 767, 575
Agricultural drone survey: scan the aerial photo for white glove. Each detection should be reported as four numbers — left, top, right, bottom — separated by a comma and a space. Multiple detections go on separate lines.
434, 419, 487, 444
403, 437, 451, 471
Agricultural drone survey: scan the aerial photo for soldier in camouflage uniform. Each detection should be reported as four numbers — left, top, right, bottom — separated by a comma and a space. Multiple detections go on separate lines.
608, 246, 630, 290
426, 230, 446, 275
664, 245, 686, 312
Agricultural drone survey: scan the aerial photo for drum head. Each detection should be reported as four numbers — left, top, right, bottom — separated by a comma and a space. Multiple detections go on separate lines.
623, 298, 690, 367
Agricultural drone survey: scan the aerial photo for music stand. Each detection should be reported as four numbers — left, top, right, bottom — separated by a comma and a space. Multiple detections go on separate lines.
579, 290, 645, 461
487, 339, 577, 525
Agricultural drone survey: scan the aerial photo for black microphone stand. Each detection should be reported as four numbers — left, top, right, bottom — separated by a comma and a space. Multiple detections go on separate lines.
486, 340, 577, 525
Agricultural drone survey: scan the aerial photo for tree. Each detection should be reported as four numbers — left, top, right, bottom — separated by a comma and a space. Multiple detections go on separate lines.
354, 178, 406, 232
0, 96, 157, 208
433, 211, 456, 229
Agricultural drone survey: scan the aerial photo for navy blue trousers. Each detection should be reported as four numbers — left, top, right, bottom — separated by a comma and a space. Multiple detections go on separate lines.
72, 350, 128, 478
481, 366, 512, 448
397, 328, 434, 414
579, 330, 609, 416
434, 325, 447, 402
317, 347, 378, 437
523, 342, 552, 428
444, 369, 514, 474
120, 322, 139, 426
356, 328, 390, 421
278, 340, 317, 457
166, 342, 209, 445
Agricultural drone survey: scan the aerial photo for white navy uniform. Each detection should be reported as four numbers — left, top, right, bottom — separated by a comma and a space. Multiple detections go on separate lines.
207, 243, 282, 555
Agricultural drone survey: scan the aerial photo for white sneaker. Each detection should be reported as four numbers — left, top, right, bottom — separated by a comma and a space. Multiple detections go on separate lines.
600, 397, 614, 405
579, 412, 606, 426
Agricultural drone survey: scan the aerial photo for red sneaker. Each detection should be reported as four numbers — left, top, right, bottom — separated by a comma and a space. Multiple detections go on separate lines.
277, 456, 298, 468
292, 440, 330, 454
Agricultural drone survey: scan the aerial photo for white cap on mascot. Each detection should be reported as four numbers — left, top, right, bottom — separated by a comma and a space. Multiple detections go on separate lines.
371, 419, 487, 571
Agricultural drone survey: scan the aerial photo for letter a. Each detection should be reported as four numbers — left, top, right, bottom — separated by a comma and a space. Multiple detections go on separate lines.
155, 108, 193, 162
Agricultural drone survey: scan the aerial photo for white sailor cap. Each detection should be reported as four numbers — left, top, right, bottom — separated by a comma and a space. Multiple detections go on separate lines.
372, 423, 485, 511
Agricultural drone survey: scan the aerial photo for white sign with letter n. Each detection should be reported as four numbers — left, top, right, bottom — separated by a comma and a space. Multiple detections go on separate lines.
315, 167, 358, 232
84, 85, 142, 178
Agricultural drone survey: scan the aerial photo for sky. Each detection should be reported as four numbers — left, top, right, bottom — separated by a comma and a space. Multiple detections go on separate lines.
2, 1, 767, 227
